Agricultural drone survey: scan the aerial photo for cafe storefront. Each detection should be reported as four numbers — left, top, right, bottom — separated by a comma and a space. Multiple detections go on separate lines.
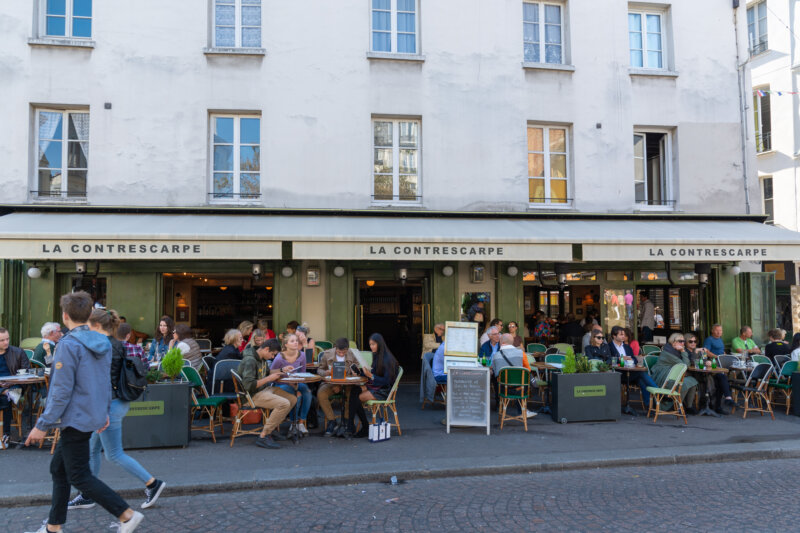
0, 209, 797, 375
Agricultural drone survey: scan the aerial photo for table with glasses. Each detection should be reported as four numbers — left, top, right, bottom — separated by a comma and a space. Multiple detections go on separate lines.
687, 366, 729, 417
0, 372, 48, 432
614, 365, 648, 416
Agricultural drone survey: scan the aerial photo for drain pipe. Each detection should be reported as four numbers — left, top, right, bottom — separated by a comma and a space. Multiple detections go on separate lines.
733, 0, 752, 214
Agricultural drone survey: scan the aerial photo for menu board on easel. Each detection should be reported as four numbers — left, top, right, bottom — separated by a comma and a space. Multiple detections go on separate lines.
443, 321, 479, 357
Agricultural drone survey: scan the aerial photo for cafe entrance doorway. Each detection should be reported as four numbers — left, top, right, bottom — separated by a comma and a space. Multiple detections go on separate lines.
355, 278, 429, 379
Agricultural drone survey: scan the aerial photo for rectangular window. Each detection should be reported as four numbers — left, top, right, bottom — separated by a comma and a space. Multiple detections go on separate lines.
762, 177, 773, 224
371, 0, 418, 54
523, 2, 563, 64
210, 115, 261, 201
35, 109, 89, 198
633, 131, 672, 206
747, 1, 768, 55
753, 89, 771, 152
214, 0, 261, 48
527, 125, 569, 205
373, 119, 420, 202
43, 0, 92, 38
628, 11, 662, 68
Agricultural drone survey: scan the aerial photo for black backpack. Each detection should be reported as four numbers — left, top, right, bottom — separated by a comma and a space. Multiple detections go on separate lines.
118, 354, 148, 401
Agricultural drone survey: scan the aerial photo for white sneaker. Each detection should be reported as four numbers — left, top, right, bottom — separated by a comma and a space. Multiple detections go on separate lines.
6, 388, 21, 405
118, 511, 144, 533
25, 521, 60, 533
526, 409, 538, 418
297, 422, 308, 435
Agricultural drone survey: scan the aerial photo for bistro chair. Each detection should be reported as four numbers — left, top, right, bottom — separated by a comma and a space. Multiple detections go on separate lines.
646, 363, 688, 424
349, 340, 358, 349
359, 351, 373, 368
768, 360, 798, 414
717, 354, 747, 386
316, 340, 333, 351
195, 338, 212, 354
19, 337, 41, 350
544, 347, 560, 355
641, 345, 661, 355
365, 366, 404, 435
181, 366, 226, 443
774, 355, 791, 369
496, 367, 531, 431
526, 343, 547, 354
229, 370, 269, 447
644, 354, 659, 375
542, 354, 565, 383
24, 349, 34, 360
551, 343, 573, 355
202, 355, 215, 373
209, 360, 240, 399
731, 362, 774, 419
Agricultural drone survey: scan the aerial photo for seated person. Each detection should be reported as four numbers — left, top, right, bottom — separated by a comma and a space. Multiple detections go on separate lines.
316, 337, 363, 436
652, 333, 699, 414
584, 329, 611, 363
685, 334, 733, 414
432, 342, 447, 384
610, 326, 659, 409
507, 321, 523, 348
0, 328, 29, 447
117, 323, 147, 362
491, 334, 526, 374
479, 319, 503, 345
174, 324, 203, 370
731, 326, 761, 356
242, 329, 266, 360
349, 334, 398, 438
238, 339, 296, 449
433, 323, 445, 344
32, 321, 62, 367
703, 324, 725, 356
764, 328, 791, 363
791, 333, 800, 362
580, 322, 595, 356
478, 326, 501, 363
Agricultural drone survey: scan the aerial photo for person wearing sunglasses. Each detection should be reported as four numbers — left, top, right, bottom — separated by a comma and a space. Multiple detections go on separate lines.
651, 333, 699, 415
584, 329, 611, 362
609, 326, 659, 408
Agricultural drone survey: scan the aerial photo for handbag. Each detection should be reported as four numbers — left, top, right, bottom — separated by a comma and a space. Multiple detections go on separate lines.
368, 416, 391, 443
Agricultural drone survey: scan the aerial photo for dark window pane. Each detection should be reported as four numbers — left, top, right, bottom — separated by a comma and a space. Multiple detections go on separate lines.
67, 170, 87, 196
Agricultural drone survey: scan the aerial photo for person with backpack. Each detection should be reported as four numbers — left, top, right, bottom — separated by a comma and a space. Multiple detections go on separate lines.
67, 308, 166, 512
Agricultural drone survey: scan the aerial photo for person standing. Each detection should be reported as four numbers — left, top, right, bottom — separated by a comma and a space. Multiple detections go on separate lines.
24, 291, 144, 533
66, 308, 166, 512
638, 292, 655, 342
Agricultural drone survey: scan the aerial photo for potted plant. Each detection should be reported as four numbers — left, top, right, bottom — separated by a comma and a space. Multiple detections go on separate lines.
551, 355, 621, 423
122, 348, 192, 448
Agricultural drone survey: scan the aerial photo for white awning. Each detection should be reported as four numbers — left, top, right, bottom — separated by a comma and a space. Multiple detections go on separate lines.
0, 212, 798, 262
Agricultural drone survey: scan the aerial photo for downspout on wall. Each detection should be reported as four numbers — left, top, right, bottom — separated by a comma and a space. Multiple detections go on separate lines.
733, 0, 752, 214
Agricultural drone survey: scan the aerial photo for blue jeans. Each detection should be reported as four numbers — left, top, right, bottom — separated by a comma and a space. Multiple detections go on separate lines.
277, 383, 312, 421
636, 373, 657, 406
434, 375, 447, 384
89, 399, 153, 484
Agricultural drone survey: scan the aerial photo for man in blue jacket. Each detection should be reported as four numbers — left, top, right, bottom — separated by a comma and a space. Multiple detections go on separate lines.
478, 327, 501, 363
25, 291, 144, 533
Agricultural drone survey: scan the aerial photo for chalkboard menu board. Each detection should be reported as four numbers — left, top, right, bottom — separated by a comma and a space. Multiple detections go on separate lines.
446, 366, 490, 435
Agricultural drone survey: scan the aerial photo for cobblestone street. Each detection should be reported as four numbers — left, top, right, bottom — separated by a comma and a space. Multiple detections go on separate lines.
7, 458, 799, 532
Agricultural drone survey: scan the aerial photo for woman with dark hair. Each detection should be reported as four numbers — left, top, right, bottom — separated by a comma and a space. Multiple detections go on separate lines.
790, 333, 800, 362
148, 315, 175, 362
348, 333, 398, 438
624, 327, 640, 357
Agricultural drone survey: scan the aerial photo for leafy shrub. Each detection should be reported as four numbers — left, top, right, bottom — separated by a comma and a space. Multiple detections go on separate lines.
575, 355, 591, 373
562, 353, 576, 374
161, 347, 184, 381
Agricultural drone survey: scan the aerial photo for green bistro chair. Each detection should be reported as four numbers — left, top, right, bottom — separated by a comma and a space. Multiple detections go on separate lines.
497, 367, 531, 431
364, 366, 404, 435
644, 354, 659, 375
769, 360, 798, 414
544, 354, 565, 381
751, 355, 774, 377
24, 349, 35, 360
182, 366, 227, 443
359, 351, 373, 368
646, 363, 688, 424
526, 343, 547, 354
641, 345, 661, 355
731, 362, 775, 420
20, 337, 42, 350
552, 343, 574, 355
316, 340, 333, 351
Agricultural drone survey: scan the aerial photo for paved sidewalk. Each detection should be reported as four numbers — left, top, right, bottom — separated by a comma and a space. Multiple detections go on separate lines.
3, 384, 800, 506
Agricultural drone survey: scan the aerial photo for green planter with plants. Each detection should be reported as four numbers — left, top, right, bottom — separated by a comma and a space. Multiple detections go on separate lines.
122, 348, 192, 449
551, 354, 621, 424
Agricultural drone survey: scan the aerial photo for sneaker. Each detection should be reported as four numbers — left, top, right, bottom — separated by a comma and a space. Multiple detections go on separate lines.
297, 421, 308, 436
67, 493, 96, 509
270, 430, 287, 441
323, 420, 337, 437
1, 434, 9, 449
6, 388, 21, 405
118, 511, 144, 533
140, 479, 166, 509
526, 409, 538, 418
24, 520, 61, 533
255, 435, 281, 449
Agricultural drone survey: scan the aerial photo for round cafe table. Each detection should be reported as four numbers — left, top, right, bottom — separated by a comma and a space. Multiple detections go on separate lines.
687, 366, 729, 417
322, 376, 369, 437
0, 373, 48, 431
277, 374, 323, 442
614, 365, 648, 416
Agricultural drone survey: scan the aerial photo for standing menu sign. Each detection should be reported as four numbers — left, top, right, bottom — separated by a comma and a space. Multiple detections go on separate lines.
446, 366, 490, 435
443, 321, 479, 372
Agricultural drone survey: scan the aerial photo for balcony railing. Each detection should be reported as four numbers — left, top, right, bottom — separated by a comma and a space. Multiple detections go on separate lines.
756, 132, 772, 153
208, 192, 262, 201
371, 194, 422, 202
528, 197, 573, 205
749, 40, 768, 57
30, 190, 86, 199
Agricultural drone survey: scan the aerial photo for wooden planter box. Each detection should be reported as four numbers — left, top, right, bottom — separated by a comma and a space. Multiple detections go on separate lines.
551, 372, 621, 423
122, 382, 192, 449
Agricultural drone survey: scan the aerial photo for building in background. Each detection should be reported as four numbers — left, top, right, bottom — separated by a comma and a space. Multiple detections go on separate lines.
0, 0, 796, 374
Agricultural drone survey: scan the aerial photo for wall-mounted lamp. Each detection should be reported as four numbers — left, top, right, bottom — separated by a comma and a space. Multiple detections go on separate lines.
365, 280, 375, 287
219, 286, 228, 291
728, 263, 741, 276
75, 261, 87, 274
695, 263, 712, 289
252, 263, 262, 280
398, 268, 408, 286
554, 263, 570, 290
441, 265, 454, 277
27, 263, 49, 279
176, 292, 187, 307
332, 265, 345, 278
506, 265, 519, 277
281, 265, 294, 278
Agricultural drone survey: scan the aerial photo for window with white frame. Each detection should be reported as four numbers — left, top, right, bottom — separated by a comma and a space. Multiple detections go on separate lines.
35, 109, 89, 198
761, 176, 773, 224
747, 1, 768, 55
210, 115, 261, 201
214, 0, 261, 48
753, 88, 771, 152
527, 125, 569, 205
633, 131, 673, 206
373, 119, 420, 202
523, 2, 563, 64
628, 10, 663, 69
371, 0, 418, 54
42, 0, 92, 38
